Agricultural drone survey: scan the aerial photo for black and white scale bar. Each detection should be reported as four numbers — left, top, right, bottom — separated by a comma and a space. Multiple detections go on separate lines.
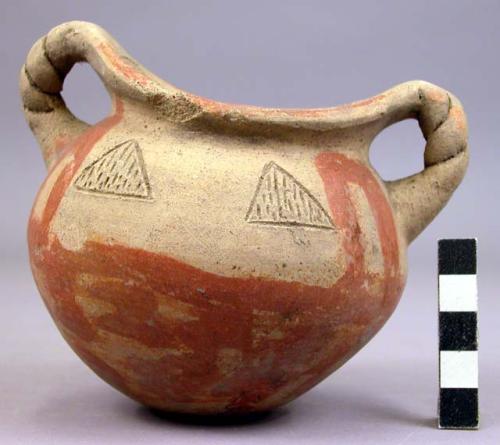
438, 239, 478, 429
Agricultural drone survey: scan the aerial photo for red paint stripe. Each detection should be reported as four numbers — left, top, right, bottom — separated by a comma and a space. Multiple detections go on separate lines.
315, 152, 401, 298
29, 97, 124, 245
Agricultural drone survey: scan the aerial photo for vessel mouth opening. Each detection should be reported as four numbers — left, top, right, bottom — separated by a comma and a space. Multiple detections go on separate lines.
147, 85, 389, 134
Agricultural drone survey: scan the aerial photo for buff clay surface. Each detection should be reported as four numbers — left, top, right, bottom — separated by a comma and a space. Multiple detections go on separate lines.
21, 21, 468, 415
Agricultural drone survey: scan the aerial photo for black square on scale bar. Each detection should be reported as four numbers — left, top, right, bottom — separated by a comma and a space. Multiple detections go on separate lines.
439, 388, 478, 429
439, 312, 478, 351
438, 239, 477, 275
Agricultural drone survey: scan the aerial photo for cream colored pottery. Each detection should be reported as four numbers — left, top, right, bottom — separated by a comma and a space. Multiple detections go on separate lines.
21, 21, 468, 414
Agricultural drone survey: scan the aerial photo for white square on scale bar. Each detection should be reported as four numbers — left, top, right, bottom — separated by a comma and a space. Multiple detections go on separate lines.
439, 275, 477, 312
440, 351, 478, 389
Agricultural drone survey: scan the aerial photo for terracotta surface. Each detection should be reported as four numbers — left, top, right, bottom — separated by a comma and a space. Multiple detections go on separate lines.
20, 21, 468, 414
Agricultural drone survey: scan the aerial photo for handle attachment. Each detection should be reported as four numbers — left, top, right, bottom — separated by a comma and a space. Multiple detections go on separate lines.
374, 81, 468, 244
20, 21, 175, 168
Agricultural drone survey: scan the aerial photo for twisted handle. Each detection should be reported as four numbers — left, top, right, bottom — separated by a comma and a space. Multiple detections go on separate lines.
383, 81, 469, 243
20, 21, 167, 168
377, 81, 468, 244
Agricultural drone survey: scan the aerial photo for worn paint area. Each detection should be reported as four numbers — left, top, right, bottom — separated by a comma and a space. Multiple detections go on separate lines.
32, 155, 74, 222
347, 182, 385, 276
29, 236, 403, 413
98, 42, 152, 87
75, 294, 116, 319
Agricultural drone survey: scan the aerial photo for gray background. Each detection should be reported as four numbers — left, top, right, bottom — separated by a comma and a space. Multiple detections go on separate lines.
1, 1, 498, 443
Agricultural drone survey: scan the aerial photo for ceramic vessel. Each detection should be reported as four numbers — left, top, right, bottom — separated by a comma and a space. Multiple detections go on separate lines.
21, 21, 468, 414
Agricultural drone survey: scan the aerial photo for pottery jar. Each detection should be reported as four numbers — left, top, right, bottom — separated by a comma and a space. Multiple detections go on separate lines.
21, 21, 468, 414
